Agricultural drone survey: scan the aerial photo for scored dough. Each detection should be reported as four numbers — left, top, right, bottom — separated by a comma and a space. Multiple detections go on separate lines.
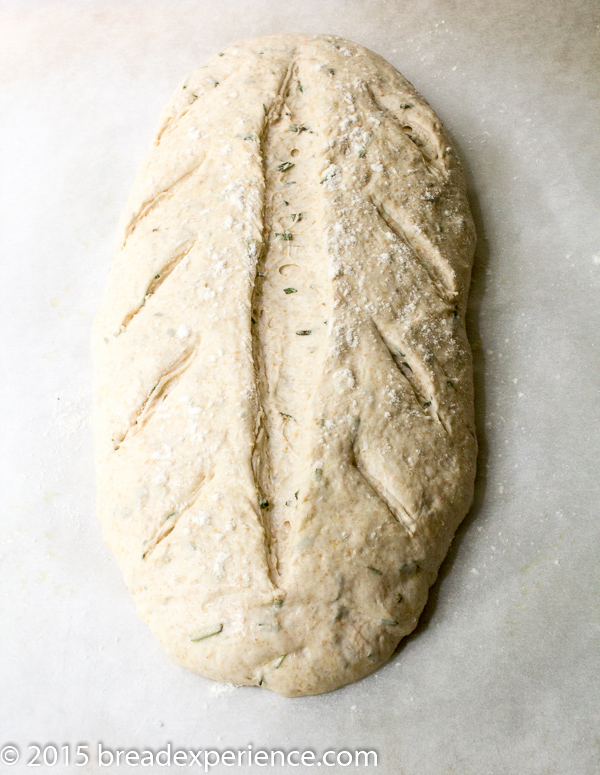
92, 33, 477, 697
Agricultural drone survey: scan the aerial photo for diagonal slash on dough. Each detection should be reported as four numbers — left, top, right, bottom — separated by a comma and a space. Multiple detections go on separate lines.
351, 441, 417, 536
123, 156, 206, 245
369, 196, 456, 299
141, 475, 209, 560
113, 343, 198, 449
371, 318, 451, 435
119, 239, 196, 333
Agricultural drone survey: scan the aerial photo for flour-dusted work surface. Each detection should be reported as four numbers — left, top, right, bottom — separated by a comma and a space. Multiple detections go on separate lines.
1, 1, 598, 773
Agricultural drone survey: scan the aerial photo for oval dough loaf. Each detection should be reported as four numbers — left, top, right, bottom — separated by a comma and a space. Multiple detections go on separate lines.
92, 33, 477, 696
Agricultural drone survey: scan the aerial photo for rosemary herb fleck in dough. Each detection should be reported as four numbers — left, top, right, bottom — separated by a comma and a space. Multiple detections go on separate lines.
92, 33, 476, 697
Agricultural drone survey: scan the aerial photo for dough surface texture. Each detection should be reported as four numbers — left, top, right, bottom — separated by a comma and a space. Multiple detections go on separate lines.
92, 33, 477, 697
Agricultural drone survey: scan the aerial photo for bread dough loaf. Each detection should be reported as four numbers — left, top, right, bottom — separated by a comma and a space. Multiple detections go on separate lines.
92, 34, 476, 696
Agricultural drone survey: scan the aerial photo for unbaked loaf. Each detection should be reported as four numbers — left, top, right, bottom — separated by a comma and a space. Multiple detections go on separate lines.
92, 33, 477, 697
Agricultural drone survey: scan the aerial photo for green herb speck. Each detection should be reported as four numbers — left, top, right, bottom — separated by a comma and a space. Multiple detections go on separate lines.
259, 496, 269, 510
367, 566, 382, 575
277, 161, 295, 173
190, 623, 223, 642
358, 149, 366, 158
296, 329, 312, 335
314, 468, 323, 480
275, 231, 293, 241
284, 287, 297, 294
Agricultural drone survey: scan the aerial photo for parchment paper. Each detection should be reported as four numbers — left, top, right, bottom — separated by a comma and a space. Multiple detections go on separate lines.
1, 1, 598, 773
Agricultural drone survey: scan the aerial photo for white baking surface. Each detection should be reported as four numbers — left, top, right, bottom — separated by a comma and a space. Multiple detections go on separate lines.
1, 1, 598, 773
